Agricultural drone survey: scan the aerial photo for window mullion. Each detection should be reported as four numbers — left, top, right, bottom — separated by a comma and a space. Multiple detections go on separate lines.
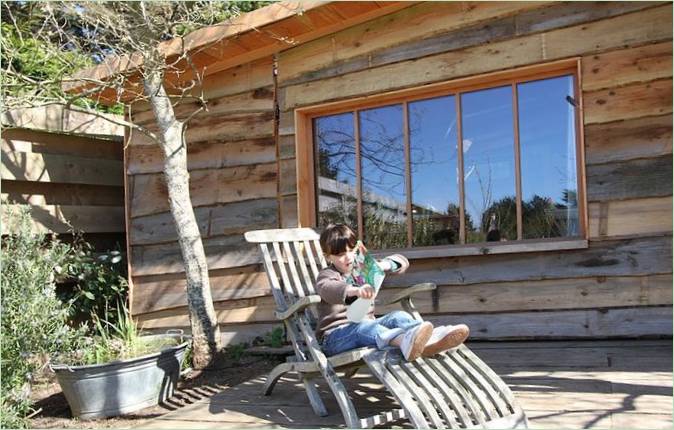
456, 94, 466, 245
403, 102, 413, 247
355, 110, 364, 240
512, 83, 524, 240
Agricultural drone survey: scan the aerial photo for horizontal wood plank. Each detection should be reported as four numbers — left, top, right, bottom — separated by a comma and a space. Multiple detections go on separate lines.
136, 304, 672, 340
132, 86, 274, 125
126, 137, 275, 175
387, 236, 672, 288
130, 163, 277, 218
429, 306, 673, 340
280, 194, 299, 228
279, 1, 660, 87
2, 180, 124, 206
130, 233, 260, 276
582, 41, 673, 92
130, 198, 278, 245
586, 154, 672, 202
2, 129, 122, 160
134, 272, 672, 319
131, 264, 269, 314
1, 150, 123, 186
278, 1, 550, 85
1, 203, 124, 234
381, 274, 673, 316
278, 158, 297, 195
281, 4, 672, 110
589, 196, 673, 239
133, 111, 274, 146
279, 135, 296, 159
1, 105, 124, 136
584, 114, 672, 165
584, 78, 673, 125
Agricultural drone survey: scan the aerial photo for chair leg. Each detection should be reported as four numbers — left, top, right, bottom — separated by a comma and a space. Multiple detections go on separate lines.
302, 375, 328, 417
263, 362, 294, 396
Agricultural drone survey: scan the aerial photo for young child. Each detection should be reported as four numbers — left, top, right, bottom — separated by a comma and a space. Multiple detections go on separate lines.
315, 224, 469, 361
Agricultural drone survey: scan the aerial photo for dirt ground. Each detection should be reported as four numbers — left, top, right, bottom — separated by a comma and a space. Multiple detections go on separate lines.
29, 353, 283, 429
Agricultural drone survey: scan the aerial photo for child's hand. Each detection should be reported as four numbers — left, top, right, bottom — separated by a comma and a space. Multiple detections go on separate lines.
346, 284, 376, 299
357, 284, 376, 299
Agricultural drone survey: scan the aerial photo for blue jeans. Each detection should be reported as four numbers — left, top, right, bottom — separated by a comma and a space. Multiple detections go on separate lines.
321, 310, 420, 356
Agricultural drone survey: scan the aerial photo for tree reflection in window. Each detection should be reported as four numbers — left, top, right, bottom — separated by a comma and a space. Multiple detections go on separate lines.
313, 73, 581, 249
518, 76, 579, 238
315, 112, 358, 231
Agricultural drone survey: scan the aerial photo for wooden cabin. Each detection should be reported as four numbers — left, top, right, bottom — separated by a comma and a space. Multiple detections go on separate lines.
121, 1, 672, 344
1, 106, 126, 251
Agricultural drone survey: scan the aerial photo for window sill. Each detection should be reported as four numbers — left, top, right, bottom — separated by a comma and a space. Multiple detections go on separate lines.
370, 237, 589, 260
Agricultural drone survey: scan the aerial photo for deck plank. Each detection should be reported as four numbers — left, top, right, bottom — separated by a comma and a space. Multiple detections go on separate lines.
136, 340, 672, 429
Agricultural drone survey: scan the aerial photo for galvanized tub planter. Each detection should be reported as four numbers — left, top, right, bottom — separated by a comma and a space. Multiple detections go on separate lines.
51, 332, 189, 419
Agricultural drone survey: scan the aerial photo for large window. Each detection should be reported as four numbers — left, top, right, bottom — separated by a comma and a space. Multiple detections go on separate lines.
305, 61, 585, 251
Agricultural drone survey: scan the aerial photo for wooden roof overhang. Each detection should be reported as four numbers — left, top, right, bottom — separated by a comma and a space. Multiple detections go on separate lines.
66, 1, 417, 104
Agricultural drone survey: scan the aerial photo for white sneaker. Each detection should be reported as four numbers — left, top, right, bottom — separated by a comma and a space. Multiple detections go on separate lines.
422, 324, 469, 357
427, 325, 453, 345
399, 322, 433, 361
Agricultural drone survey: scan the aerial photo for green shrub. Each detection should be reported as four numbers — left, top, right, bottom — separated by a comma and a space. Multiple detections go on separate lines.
56, 239, 128, 327
0, 208, 87, 428
263, 326, 285, 348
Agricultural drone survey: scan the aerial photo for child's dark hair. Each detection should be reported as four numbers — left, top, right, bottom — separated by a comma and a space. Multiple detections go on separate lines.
319, 224, 357, 256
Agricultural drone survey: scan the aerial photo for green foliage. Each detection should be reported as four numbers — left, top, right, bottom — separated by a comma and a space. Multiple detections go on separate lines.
224, 343, 247, 361
66, 303, 180, 366
0, 208, 87, 428
263, 326, 285, 348
56, 240, 128, 327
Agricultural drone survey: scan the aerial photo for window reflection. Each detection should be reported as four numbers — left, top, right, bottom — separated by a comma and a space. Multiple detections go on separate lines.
409, 96, 461, 246
315, 113, 358, 231
518, 75, 579, 238
312, 70, 581, 250
461, 86, 517, 243
359, 105, 407, 249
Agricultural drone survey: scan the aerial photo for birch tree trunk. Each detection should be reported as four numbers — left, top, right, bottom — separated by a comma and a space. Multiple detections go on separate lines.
143, 66, 222, 368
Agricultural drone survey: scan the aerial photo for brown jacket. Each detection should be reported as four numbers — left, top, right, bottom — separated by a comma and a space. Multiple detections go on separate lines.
314, 265, 375, 339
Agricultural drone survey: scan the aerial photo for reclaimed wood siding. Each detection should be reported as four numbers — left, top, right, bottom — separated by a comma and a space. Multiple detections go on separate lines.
271, 1, 672, 340
132, 2, 673, 342
127, 57, 278, 319
1, 127, 125, 250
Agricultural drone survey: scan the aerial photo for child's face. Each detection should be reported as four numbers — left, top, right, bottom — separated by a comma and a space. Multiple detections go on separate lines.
327, 246, 356, 275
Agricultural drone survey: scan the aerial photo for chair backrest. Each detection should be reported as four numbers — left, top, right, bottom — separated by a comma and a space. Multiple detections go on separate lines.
246, 228, 328, 359
245, 228, 327, 310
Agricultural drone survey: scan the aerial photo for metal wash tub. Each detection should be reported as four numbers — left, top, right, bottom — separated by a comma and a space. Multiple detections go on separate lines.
51, 333, 189, 419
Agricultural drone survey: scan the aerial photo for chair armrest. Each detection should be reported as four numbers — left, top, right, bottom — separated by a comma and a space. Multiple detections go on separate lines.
379, 282, 436, 306
275, 295, 322, 320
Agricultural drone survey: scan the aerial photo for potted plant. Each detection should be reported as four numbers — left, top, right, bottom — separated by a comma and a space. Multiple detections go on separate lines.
50, 306, 190, 419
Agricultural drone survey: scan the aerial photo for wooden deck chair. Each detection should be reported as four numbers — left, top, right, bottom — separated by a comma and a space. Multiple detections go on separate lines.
245, 228, 528, 429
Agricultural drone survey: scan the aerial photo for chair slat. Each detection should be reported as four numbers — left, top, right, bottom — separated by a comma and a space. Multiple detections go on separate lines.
272, 242, 296, 300
359, 408, 406, 429
415, 359, 475, 427
260, 243, 288, 310
283, 241, 306, 297
402, 361, 459, 428
303, 240, 320, 281
390, 362, 444, 428
312, 239, 328, 268
291, 241, 315, 296
363, 353, 430, 429
458, 346, 517, 408
438, 354, 499, 421
452, 350, 510, 417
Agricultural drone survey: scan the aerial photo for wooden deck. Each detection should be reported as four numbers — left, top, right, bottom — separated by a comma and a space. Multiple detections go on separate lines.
138, 340, 672, 429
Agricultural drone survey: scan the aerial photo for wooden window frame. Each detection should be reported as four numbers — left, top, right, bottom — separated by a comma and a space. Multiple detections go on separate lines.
296, 58, 589, 258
